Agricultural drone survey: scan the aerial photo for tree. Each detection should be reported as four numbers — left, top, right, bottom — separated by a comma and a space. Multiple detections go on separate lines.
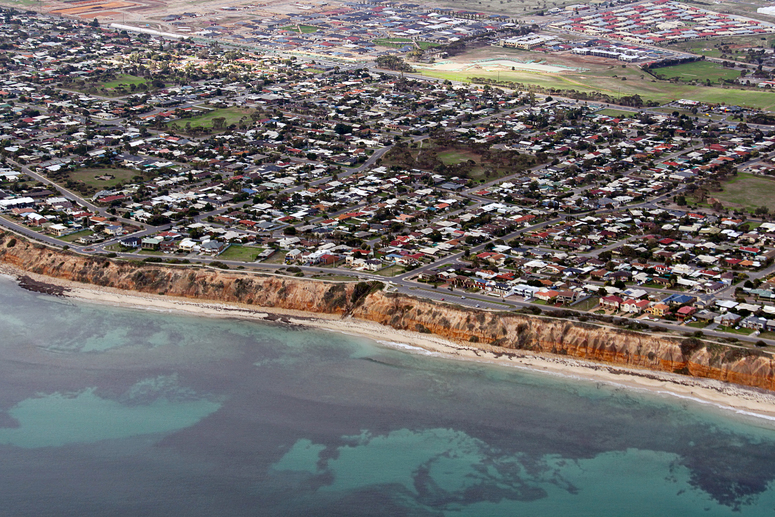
334, 123, 352, 135
374, 55, 414, 72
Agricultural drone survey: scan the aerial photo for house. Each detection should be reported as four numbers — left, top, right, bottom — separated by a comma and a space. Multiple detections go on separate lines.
662, 294, 696, 306
646, 303, 669, 317
121, 236, 141, 248
103, 224, 125, 236
600, 295, 624, 310
160, 240, 179, 252
556, 290, 578, 304
318, 253, 339, 266
714, 312, 741, 327
141, 237, 162, 250
741, 315, 768, 330
621, 298, 650, 314
535, 289, 559, 301
201, 240, 227, 255
695, 310, 719, 323
676, 305, 697, 322
48, 223, 70, 237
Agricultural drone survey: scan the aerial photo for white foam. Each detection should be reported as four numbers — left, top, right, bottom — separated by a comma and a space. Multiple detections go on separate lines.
376, 340, 437, 356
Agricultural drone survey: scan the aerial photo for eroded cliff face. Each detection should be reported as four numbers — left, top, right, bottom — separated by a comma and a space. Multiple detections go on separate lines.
2, 233, 775, 391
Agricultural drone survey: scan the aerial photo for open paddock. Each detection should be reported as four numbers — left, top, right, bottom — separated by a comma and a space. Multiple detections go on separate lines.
417, 50, 775, 111
707, 172, 775, 213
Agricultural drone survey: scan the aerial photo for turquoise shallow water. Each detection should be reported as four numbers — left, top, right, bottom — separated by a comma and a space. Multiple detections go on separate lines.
2, 277, 775, 516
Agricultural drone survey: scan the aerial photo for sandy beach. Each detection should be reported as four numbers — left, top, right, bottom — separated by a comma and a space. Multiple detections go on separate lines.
7, 265, 775, 422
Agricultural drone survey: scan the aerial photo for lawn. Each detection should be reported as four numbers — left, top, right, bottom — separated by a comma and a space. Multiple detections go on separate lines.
218, 245, 264, 262
718, 326, 755, 336
707, 173, 775, 212
69, 168, 140, 189
169, 107, 254, 132
652, 61, 741, 84
280, 25, 318, 33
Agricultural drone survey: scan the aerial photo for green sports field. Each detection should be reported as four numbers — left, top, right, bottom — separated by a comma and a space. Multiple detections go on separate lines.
651, 61, 741, 84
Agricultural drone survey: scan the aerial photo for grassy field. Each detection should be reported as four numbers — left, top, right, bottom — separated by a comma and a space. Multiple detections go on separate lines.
596, 108, 636, 118
432, 0, 587, 16
0, 0, 38, 6
102, 74, 147, 89
218, 245, 264, 262
671, 34, 775, 59
170, 107, 254, 132
374, 38, 438, 50
706, 173, 775, 212
437, 149, 479, 166
310, 273, 358, 281
572, 296, 600, 311
375, 264, 405, 277
69, 168, 139, 188
418, 64, 775, 110
262, 252, 287, 265
653, 61, 741, 84
280, 25, 318, 33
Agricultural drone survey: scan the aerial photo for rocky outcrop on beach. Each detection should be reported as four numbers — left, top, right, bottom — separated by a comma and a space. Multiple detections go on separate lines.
2, 233, 775, 391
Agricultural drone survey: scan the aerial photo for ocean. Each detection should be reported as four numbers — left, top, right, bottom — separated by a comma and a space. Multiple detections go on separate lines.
2, 275, 775, 516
